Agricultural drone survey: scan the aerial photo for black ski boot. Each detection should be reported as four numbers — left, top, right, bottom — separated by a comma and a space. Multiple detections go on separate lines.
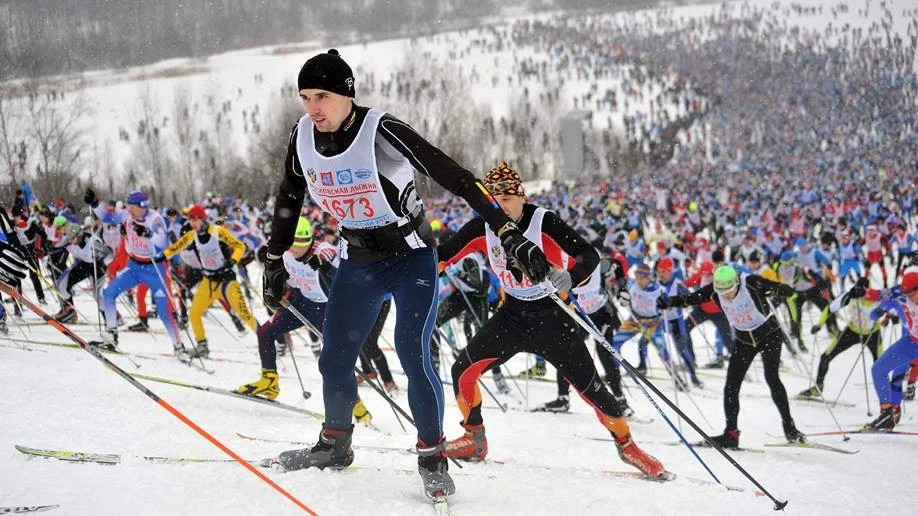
863, 405, 900, 431
705, 356, 725, 369
53, 304, 77, 323
533, 395, 570, 413
417, 438, 455, 502
127, 316, 149, 332
274, 425, 354, 472
231, 313, 247, 335
797, 385, 823, 399
708, 429, 740, 449
89, 330, 119, 351
189, 339, 210, 359
782, 419, 806, 443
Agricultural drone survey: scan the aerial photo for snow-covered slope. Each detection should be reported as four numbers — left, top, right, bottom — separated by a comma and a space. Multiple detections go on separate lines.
0, 263, 911, 515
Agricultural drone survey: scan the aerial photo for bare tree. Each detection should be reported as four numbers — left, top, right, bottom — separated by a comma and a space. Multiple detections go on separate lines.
129, 83, 173, 204
362, 57, 490, 198
172, 81, 199, 202
24, 82, 89, 202
245, 93, 302, 202
0, 86, 24, 187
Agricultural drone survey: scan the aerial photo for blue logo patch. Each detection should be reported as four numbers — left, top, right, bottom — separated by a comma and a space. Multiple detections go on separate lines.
336, 169, 354, 185
354, 168, 373, 180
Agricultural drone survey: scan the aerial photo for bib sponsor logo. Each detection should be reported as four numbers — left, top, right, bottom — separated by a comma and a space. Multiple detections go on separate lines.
490, 244, 505, 268
307, 168, 317, 184
354, 168, 372, 181
336, 169, 354, 185
320, 171, 334, 186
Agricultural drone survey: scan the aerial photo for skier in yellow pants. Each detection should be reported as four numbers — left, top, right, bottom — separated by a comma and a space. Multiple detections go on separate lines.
159, 204, 258, 357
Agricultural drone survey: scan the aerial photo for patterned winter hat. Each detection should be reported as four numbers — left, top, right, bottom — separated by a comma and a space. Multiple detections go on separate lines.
484, 161, 524, 197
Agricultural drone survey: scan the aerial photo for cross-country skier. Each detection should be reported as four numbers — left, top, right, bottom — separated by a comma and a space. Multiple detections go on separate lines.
241, 216, 334, 400
658, 265, 807, 447
798, 278, 883, 398
0, 208, 28, 332
263, 50, 550, 504
861, 267, 918, 430
158, 204, 257, 358
52, 217, 112, 323
437, 162, 667, 479
85, 189, 188, 360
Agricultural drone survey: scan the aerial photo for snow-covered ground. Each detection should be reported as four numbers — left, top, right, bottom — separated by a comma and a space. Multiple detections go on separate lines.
0, 263, 911, 515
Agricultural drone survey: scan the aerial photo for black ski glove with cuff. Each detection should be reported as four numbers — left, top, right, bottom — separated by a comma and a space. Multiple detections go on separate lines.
262, 252, 288, 310
498, 221, 550, 283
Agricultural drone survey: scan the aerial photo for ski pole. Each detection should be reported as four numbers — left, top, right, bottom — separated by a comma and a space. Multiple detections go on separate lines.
444, 270, 525, 399
85, 209, 105, 336
831, 338, 867, 408
662, 316, 714, 432
435, 327, 507, 412
855, 306, 873, 417
150, 258, 212, 373
278, 298, 463, 469
766, 298, 848, 439
358, 360, 407, 433
284, 330, 311, 401
552, 293, 788, 510
686, 312, 720, 359
0, 284, 316, 515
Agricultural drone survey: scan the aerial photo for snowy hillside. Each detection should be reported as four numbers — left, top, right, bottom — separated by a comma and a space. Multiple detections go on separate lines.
3, 0, 914, 190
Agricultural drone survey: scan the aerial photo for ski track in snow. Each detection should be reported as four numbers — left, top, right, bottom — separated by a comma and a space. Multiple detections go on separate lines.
1, 257, 912, 515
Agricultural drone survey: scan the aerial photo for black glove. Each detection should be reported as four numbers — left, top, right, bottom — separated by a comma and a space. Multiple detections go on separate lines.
225, 256, 237, 267
775, 284, 795, 298
810, 324, 821, 335
262, 252, 287, 310
256, 246, 269, 264
499, 222, 550, 283
849, 283, 867, 299
0, 241, 27, 287
891, 315, 900, 325
134, 223, 152, 238
656, 296, 671, 310
84, 188, 99, 207
305, 254, 322, 271
152, 254, 167, 263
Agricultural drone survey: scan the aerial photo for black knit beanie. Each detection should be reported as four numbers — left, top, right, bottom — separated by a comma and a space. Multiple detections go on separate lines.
297, 49, 355, 97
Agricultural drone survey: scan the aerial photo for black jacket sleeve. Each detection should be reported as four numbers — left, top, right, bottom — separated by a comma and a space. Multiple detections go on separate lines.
540, 210, 599, 287
437, 217, 486, 264
378, 115, 511, 233
681, 283, 716, 306
746, 274, 795, 298
267, 123, 308, 255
